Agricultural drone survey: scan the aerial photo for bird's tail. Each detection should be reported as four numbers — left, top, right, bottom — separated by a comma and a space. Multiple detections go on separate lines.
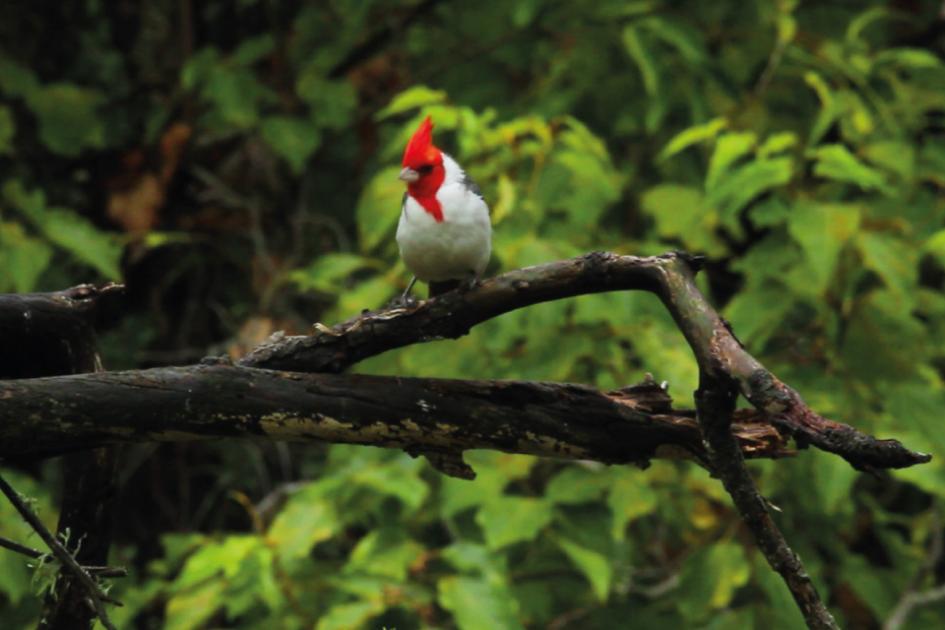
428, 279, 462, 297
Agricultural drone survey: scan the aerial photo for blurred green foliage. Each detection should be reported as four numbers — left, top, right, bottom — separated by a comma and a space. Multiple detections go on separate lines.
2, 0, 945, 628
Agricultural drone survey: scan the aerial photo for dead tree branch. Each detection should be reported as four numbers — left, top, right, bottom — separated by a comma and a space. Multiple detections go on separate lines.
0, 473, 120, 630
0, 251, 932, 630
0, 368, 789, 470
0, 536, 127, 578
241, 251, 928, 471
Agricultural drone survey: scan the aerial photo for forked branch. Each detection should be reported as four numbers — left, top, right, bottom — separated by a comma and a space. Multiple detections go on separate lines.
0, 251, 931, 630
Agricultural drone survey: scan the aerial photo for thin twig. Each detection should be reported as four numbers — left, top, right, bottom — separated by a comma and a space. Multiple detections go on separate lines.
0, 533, 45, 559
0, 535, 127, 578
695, 378, 839, 629
885, 584, 945, 630
884, 507, 945, 630
0, 473, 121, 630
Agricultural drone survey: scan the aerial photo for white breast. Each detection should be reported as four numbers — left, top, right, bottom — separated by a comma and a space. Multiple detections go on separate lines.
396, 154, 492, 283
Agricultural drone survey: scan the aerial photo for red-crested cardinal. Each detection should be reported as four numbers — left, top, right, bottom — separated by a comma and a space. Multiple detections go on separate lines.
396, 116, 491, 298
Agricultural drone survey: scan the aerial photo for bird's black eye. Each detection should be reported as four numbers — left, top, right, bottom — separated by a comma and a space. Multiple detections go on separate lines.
418, 165, 433, 175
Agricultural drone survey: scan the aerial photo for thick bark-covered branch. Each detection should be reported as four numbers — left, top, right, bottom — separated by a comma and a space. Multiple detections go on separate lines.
237, 250, 925, 629
0, 282, 125, 630
0, 251, 931, 630
241, 251, 929, 472
696, 376, 839, 629
0, 366, 789, 469
0, 283, 123, 378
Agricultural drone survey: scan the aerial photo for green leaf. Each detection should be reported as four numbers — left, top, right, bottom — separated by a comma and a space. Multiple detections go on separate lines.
810, 453, 857, 516
231, 34, 274, 66
0, 553, 30, 605
874, 48, 945, 71
841, 289, 925, 382
476, 497, 552, 550
180, 47, 220, 91
622, 26, 658, 96
622, 26, 664, 131
640, 184, 726, 256
723, 283, 795, 349
331, 274, 399, 321
787, 201, 861, 296
556, 537, 612, 602
0, 105, 14, 154
438, 576, 524, 630
838, 556, 900, 619
811, 144, 892, 194
288, 253, 379, 293
846, 6, 899, 46
376, 85, 448, 120
607, 468, 658, 540
260, 116, 321, 173
441, 542, 496, 573
753, 556, 807, 630
862, 140, 915, 181
266, 485, 339, 559
803, 72, 838, 145
4, 181, 121, 280
172, 536, 259, 591
296, 74, 357, 130
707, 157, 794, 230
545, 466, 611, 505
776, 12, 797, 45
0, 53, 40, 98
356, 166, 407, 253
165, 579, 227, 630
757, 132, 798, 158
706, 131, 757, 190
440, 454, 508, 518
27, 83, 107, 156
204, 68, 263, 130
343, 528, 423, 581
748, 197, 792, 227
0, 221, 53, 292
924, 229, 945, 269
677, 541, 750, 621
856, 231, 916, 297
352, 460, 428, 510
317, 601, 385, 630
637, 16, 707, 65
887, 383, 945, 495
660, 117, 727, 161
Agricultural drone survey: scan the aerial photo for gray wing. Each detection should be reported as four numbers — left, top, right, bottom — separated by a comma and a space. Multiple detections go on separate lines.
460, 171, 483, 199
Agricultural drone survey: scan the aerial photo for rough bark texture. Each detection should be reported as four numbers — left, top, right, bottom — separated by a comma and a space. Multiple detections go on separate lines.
0, 252, 932, 630
0, 284, 121, 378
696, 376, 839, 629
0, 367, 789, 470
0, 283, 124, 630
241, 252, 928, 471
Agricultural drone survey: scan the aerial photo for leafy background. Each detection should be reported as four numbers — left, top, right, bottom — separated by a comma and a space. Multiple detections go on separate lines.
2, 0, 945, 628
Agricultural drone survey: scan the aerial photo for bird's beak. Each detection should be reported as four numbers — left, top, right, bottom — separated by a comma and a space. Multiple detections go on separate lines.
399, 167, 420, 183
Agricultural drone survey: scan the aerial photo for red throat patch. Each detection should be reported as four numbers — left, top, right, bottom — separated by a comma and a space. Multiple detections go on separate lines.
402, 116, 445, 222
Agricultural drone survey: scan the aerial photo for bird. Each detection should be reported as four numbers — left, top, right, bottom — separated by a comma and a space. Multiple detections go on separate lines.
396, 116, 491, 299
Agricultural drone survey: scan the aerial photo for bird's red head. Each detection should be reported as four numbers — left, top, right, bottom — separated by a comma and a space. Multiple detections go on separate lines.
399, 116, 445, 221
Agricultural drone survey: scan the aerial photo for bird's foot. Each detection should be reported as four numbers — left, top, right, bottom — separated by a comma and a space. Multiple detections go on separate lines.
387, 276, 420, 308
458, 274, 482, 293
387, 293, 420, 309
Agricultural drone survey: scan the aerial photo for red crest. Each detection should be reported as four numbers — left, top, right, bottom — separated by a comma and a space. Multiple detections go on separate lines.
402, 116, 440, 168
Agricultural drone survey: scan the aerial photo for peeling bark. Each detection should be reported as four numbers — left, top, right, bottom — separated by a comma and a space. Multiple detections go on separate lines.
0, 252, 932, 630
0, 367, 789, 469
242, 252, 929, 471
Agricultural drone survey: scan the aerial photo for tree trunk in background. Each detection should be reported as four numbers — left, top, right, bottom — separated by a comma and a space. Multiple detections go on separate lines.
0, 288, 121, 630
